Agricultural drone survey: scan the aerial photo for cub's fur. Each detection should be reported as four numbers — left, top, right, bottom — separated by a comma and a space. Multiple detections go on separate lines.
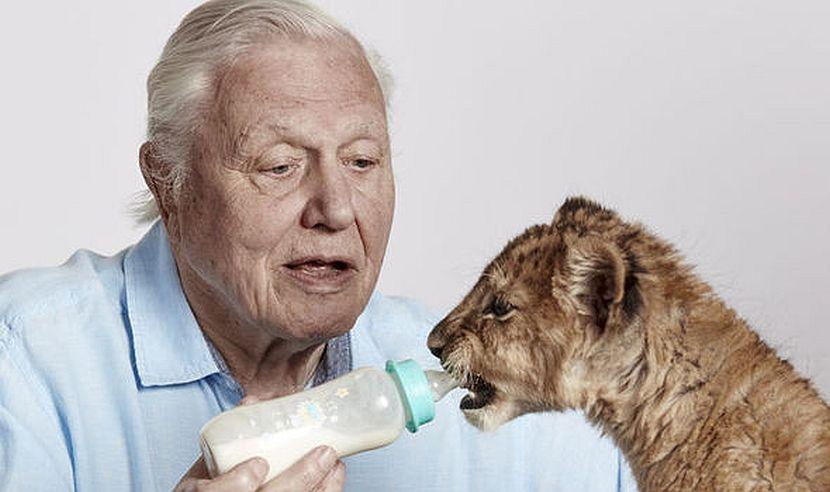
428, 197, 830, 491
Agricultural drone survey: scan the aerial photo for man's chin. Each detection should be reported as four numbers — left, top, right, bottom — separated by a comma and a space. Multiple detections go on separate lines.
268, 301, 363, 341
268, 280, 370, 331
271, 316, 355, 343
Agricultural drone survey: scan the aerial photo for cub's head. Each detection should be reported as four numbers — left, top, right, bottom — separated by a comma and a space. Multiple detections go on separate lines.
428, 197, 653, 431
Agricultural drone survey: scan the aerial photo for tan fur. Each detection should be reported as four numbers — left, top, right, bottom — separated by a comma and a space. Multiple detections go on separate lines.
428, 197, 830, 491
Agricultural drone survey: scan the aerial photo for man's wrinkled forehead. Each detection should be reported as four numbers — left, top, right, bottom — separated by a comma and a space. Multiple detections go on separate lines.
213, 38, 387, 131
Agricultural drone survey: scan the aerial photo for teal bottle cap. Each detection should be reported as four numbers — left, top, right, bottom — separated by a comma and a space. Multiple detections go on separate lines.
385, 359, 435, 433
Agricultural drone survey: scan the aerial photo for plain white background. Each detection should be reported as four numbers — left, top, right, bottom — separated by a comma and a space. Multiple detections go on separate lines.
1, 1, 828, 396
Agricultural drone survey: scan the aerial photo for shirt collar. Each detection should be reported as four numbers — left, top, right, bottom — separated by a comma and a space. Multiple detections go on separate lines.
124, 221, 358, 389
124, 221, 220, 387
310, 331, 353, 387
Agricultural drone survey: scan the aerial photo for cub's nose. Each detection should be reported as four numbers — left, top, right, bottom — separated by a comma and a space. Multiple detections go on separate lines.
427, 326, 447, 359
428, 342, 443, 359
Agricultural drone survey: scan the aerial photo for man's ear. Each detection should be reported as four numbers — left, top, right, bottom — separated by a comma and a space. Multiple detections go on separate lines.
138, 142, 176, 224
565, 237, 641, 334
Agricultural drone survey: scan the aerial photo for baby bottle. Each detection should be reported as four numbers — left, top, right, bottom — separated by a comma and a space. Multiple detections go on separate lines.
199, 359, 457, 481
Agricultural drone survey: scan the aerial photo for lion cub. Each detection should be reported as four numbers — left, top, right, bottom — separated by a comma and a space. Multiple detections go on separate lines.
428, 197, 830, 491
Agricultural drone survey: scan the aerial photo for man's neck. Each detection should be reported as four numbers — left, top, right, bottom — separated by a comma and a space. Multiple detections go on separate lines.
203, 324, 327, 400
177, 266, 327, 401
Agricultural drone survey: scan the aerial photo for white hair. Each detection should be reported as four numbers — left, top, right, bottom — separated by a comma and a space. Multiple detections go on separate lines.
132, 0, 393, 223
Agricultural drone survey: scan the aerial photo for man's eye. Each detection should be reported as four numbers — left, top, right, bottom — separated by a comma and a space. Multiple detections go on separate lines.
350, 158, 376, 170
488, 298, 515, 318
266, 164, 294, 176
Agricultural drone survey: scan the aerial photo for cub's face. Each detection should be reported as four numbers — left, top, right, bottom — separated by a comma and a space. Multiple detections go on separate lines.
428, 225, 574, 430
428, 199, 643, 431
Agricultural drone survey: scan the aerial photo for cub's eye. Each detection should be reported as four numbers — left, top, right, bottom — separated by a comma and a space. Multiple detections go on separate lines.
488, 298, 515, 318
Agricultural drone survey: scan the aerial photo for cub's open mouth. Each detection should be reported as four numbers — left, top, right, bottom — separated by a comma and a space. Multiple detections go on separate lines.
460, 373, 496, 410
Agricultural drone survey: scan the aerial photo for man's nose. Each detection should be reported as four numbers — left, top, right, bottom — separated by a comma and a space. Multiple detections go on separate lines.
300, 158, 355, 231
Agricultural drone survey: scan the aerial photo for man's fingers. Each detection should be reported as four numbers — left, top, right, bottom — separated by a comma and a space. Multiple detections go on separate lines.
261, 446, 338, 491
239, 395, 260, 406
207, 457, 269, 491
314, 460, 346, 492
182, 456, 210, 480
174, 456, 268, 491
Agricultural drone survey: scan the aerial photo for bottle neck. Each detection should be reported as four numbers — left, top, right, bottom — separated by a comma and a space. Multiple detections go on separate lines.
424, 369, 458, 402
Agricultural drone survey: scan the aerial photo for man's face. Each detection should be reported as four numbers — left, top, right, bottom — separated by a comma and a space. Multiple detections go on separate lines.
168, 38, 394, 343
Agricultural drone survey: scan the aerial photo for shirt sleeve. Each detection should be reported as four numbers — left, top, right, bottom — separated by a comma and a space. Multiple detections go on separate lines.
616, 448, 639, 492
0, 322, 74, 491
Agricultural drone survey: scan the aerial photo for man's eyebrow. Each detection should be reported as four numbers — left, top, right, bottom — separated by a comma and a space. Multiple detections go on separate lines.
250, 123, 306, 144
266, 123, 292, 135
233, 119, 388, 153
339, 119, 390, 146
338, 136, 387, 157
344, 121, 386, 139
231, 123, 289, 153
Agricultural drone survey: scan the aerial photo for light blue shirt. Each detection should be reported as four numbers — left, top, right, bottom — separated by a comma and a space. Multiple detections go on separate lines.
0, 222, 636, 491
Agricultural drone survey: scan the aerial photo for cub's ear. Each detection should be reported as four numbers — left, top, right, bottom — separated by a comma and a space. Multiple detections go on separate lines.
553, 196, 607, 223
565, 237, 641, 334
552, 196, 619, 235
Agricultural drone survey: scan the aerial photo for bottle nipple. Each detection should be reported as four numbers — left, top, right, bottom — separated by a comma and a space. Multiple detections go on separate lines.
424, 370, 458, 402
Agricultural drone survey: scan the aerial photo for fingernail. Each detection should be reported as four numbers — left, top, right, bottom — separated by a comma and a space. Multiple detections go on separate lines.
250, 457, 269, 479
316, 446, 337, 468
240, 395, 260, 405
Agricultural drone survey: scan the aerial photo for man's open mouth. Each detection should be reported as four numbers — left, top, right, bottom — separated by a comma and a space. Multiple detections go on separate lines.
459, 373, 496, 410
284, 258, 355, 278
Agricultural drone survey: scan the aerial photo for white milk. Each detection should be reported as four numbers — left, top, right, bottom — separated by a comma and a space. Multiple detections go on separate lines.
199, 361, 457, 482
208, 426, 400, 481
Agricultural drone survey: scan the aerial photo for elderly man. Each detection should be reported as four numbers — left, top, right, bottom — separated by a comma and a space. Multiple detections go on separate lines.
0, 1, 635, 490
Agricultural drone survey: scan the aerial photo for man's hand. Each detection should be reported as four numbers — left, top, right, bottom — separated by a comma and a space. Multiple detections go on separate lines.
174, 446, 345, 491
177, 394, 345, 491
